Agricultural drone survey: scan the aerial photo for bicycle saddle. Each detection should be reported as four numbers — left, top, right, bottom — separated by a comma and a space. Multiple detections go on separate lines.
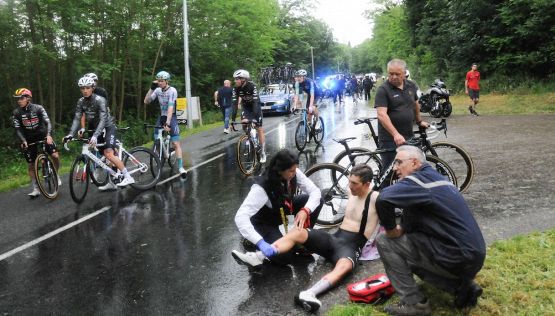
333, 137, 357, 144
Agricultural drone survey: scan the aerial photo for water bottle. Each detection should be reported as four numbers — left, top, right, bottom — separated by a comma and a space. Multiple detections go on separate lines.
250, 128, 257, 141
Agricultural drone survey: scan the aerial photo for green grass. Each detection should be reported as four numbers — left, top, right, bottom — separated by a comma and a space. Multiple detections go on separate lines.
450, 92, 555, 115
326, 229, 555, 316
0, 121, 222, 193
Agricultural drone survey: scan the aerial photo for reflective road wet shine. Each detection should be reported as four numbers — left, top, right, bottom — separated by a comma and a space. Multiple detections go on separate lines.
0, 101, 377, 315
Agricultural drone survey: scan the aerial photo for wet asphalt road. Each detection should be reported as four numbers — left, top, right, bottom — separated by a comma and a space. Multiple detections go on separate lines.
0, 99, 554, 315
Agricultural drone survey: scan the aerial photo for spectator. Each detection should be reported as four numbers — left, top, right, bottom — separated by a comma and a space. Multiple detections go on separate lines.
214, 79, 233, 134
465, 63, 481, 116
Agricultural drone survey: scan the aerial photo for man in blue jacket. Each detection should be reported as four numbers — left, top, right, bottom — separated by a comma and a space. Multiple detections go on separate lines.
376, 145, 485, 316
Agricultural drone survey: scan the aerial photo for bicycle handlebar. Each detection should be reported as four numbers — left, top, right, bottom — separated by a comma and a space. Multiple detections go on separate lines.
354, 117, 377, 125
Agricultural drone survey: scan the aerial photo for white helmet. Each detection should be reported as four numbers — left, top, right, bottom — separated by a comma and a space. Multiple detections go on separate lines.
233, 69, 250, 80
405, 69, 410, 79
84, 73, 98, 81
78, 76, 95, 87
156, 71, 171, 80
295, 69, 307, 77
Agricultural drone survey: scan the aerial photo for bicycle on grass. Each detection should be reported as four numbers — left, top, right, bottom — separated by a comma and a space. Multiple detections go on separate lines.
232, 120, 262, 176
26, 139, 60, 199
63, 131, 161, 203
293, 108, 325, 152
144, 124, 177, 169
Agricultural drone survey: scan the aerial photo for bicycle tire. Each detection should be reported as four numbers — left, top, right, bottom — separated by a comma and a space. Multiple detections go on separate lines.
425, 142, 474, 192
88, 158, 109, 187
152, 139, 164, 168
295, 121, 308, 152
34, 153, 59, 199
304, 163, 349, 227
236, 135, 258, 176
386, 155, 458, 188
332, 148, 382, 183
313, 116, 325, 144
69, 156, 89, 203
124, 147, 161, 190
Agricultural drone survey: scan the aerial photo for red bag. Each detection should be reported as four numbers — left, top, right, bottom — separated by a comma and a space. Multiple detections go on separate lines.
347, 273, 395, 304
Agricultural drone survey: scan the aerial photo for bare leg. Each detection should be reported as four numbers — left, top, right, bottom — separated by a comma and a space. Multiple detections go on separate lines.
272, 228, 308, 255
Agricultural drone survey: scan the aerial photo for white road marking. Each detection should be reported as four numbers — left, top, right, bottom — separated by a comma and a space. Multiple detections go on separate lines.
156, 153, 226, 186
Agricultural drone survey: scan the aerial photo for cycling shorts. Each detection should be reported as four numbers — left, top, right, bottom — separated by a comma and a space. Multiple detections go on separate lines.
21, 135, 57, 163
241, 104, 263, 127
304, 228, 367, 269
156, 115, 180, 141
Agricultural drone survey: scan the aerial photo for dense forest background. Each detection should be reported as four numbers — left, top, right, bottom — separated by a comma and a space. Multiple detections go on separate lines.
1, 0, 553, 141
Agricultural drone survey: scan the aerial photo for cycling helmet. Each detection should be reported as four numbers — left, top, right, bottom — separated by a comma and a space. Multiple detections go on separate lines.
156, 71, 171, 80
78, 76, 95, 87
233, 69, 250, 80
13, 88, 32, 98
405, 69, 410, 79
84, 73, 98, 81
295, 69, 308, 77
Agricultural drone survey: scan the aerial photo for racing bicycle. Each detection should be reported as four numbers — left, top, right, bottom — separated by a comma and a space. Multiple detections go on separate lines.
144, 124, 177, 169
293, 108, 325, 152
233, 120, 262, 176
26, 139, 60, 199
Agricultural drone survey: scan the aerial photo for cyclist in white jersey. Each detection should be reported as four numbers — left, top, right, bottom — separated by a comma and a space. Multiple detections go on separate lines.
144, 71, 187, 176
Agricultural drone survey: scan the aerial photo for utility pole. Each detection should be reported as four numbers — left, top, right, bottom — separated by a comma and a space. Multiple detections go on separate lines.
310, 47, 315, 80
183, 0, 193, 129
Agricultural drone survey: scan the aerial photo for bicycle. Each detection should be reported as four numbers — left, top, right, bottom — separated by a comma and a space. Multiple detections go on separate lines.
333, 117, 475, 192
232, 120, 262, 176
144, 124, 177, 169
26, 139, 60, 199
293, 108, 325, 152
304, 137, 457, 227
63, 132, 161, 203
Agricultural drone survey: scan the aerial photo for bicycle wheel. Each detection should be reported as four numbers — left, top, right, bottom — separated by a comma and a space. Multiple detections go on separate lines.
88, 156, 109, 187
123, 147, 161, 190
386, 155, 458, 188
313, 116, 325, 144
34, 154, 59, 199
332, 148, 382, 182
152, 139, 165, 168
236, 135, 258, 176
304, 163, 349, 227
295, 121, 308, 152
69, 156, 89, 203
425, 142, 474, 193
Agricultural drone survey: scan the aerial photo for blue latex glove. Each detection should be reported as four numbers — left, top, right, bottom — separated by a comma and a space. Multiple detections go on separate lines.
256, 240, 277, 257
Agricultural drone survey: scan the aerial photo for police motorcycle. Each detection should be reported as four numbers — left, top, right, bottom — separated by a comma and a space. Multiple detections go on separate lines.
418, 79, 452, 118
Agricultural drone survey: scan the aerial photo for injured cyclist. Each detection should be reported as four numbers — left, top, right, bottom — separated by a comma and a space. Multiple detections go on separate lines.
232, 164, 380, 312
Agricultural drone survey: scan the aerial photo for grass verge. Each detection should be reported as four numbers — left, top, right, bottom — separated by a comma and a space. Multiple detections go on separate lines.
450, 92, 555, 115
0, 121, 222, 193
326, 229, 555, 315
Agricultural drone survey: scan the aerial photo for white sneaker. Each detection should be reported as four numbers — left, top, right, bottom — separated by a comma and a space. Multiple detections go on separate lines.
116, 176, 135, 187
259, 152, 267, 163
28, 188, 41, 198
224, 128, 230, 134
99, 181, 117, 191
295, 291, 322, 312
231, 250, 263, 268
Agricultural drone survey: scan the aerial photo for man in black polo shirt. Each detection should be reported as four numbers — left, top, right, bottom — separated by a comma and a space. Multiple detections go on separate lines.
374, 59, 428, 169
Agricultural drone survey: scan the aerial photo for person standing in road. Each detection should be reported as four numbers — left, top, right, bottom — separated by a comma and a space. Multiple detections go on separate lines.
12, 88, 61, 197
376, 145, 485, 315
465, 63, 481, 116
144, 70, 187, 177
214, 79, 233, 134
375, 59, 429, 169
362, 74, 373, 101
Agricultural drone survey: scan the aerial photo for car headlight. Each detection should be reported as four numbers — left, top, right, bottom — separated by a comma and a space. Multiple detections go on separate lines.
274, 100, 286, 105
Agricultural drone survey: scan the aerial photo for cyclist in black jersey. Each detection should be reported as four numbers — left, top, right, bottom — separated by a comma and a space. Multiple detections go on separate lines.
12, 88, 61, 197
64, 76, 135, 187
232, 164, 379, 312
80, 73, 110, 132
293, 69, 320, 123
232, 69, 267, 163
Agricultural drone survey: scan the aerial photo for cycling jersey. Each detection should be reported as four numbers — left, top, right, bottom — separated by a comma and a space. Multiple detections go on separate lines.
148, 86, 178, 116
12, 103, 52, 142
233, 81, 259, 109
295, 78, 315, 97
69, 93, 115, 138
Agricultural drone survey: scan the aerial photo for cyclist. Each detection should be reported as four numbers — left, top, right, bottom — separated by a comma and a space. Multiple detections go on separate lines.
232, 69, 267, 163
293, 69, 320, 124
64, 76, 135, 187
144, 70, 187, 176
12, 88, 61, 197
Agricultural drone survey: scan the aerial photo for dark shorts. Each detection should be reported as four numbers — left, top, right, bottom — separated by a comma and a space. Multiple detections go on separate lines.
97, 125, 118, 151
157, 115, 180, 141
304, 228, 367, 268
241, 104, 263, 127
21, 135, 58, 163
468, 89, 479, 100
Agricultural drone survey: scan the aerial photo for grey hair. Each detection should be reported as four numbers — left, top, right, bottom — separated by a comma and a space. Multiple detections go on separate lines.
396, 145, 425, 163
387, 59, 407, 72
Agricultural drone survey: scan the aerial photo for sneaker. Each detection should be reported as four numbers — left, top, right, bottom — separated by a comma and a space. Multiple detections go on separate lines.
28, 188, 41, 198
259, 152, 267, 163
179, 167, 188, 179
231, 250, 263, 268
295, 291, 322, 312
455, 280, 483, 308
224, 128, 230, 134
384, 300, 431, 316
99, 181, 117, 191
468, 105, 474, 114
116, 176, 135, 187
473, 110, 479, 116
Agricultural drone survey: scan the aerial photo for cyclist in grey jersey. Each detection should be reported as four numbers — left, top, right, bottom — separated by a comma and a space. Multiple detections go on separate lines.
144, 70, 186, 176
